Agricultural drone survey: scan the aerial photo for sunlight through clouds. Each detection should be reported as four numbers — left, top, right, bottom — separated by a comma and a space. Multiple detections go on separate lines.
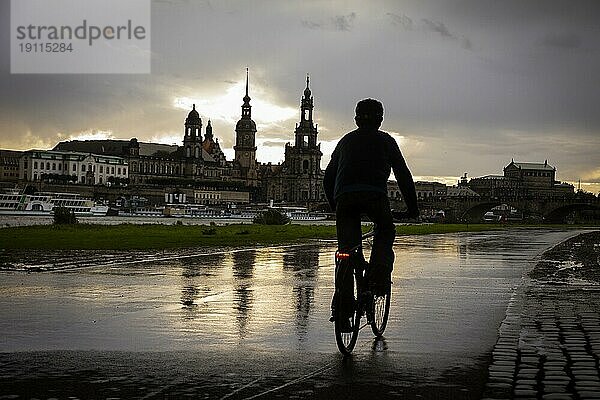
413, 175, 461, 186
149, 134, 182, 146
67, 130, 115, 141
255, 138, 287, 164
16, 131, 62, 151
173, 80, 297, 127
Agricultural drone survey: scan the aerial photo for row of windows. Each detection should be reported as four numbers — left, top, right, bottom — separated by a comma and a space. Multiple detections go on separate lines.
33, 161, 65, 171
417, 192, 437, 199
52, 201, 86, 206
84, 165, 127, 175
524, 171, 552, 177
137, 163, 181, 175
195, 193, 222, 199
30, 173, 125, 185
31, 161, 127, 175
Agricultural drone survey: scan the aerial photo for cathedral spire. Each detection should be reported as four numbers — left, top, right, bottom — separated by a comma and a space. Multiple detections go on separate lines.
241, 68, 252, 119
300, 74, 314, 126
243, 67, 251, 104
304, 73, 311, 98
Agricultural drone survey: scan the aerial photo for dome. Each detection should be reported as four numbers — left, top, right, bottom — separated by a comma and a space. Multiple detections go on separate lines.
186, 104, 201, 123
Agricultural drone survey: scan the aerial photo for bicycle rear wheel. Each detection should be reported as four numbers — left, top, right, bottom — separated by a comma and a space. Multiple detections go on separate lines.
334, 294, 360, 355
370, 290, 391, 337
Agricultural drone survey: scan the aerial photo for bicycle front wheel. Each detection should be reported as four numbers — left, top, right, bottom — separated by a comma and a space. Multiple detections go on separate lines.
370, 290, 391, 337
334, 295, 360, 355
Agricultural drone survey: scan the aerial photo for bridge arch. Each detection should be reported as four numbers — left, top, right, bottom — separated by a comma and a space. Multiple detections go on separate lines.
544, 203, 600, 223
458, 200, 528, 222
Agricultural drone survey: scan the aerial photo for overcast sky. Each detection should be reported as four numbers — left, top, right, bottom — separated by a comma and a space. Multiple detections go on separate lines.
1, 0, 599, 193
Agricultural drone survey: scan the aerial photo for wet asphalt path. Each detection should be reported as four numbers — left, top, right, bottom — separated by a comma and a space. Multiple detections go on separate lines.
0, 229, 582, 399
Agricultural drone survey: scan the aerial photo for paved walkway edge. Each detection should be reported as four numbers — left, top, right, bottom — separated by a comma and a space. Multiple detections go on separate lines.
483, 261, 600, 399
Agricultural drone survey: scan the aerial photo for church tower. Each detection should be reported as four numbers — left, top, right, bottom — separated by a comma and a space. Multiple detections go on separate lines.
183, 104, 202, 160
234, 68, 258, 185
183, 104, 203, 179
295, 75, 318, 149
282, 75, 323, 202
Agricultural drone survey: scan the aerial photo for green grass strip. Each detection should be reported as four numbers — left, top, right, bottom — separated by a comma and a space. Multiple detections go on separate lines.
0, 223, 336, 250
0, 222, 591, 250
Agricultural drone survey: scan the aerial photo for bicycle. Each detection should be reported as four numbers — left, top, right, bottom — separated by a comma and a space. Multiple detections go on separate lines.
332, 227, 391, 355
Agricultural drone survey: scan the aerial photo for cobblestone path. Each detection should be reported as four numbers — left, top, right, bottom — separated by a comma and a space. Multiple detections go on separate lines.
483, 283, 600, 400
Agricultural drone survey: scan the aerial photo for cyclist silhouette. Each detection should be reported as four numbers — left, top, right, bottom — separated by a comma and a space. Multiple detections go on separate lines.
324, 98, 418, 317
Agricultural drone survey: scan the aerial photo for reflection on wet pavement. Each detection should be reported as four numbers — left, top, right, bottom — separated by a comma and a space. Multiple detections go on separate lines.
0, 229, 586, 399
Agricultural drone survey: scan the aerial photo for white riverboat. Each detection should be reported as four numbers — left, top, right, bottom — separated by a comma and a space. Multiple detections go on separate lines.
270, 206, 328, 221
118, 207, 164, 217
0, 191, 108, 216
159, 204, 326, 221
162, 204, 256, 219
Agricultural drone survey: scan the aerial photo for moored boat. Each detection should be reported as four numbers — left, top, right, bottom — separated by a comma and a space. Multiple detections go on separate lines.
0, 190, 108, 216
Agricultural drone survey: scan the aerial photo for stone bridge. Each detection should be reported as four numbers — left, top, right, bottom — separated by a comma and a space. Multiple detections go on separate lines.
417, 196, 600, 223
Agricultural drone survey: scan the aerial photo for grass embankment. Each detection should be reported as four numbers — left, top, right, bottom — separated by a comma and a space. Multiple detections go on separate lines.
0, 223, 513, 250
4, 222, 593, 250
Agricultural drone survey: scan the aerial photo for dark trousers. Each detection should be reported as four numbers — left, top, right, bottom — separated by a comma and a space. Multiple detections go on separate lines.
335, 191, 396, 270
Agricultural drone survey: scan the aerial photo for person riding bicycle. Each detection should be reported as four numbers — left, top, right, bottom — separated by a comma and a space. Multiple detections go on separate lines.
324, 98, 419, 320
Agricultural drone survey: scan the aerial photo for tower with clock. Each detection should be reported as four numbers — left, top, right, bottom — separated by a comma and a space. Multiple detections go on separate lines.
234, 68, 258, 186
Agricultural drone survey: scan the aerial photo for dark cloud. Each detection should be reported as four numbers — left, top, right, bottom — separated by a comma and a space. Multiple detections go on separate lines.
420, 18, 474, 50
387, 13, 473, 50
301, 12, 356, 32
332, 13, 356, 31
386, 13, 414, 30
461, 37, 473, 50
301, 20, 322, 30
540, 32, 582, 49
422, 18, 453, 38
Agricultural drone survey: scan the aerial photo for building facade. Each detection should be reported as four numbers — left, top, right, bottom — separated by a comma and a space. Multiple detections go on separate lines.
468, 160, 574, 198
19, 150, 128, 185
8, 72, 328, 205
52, 110, 232, 188
0, 150, 22, 183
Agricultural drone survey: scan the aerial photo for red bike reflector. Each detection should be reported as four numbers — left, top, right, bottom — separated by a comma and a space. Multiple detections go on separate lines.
336, 252, 351, 260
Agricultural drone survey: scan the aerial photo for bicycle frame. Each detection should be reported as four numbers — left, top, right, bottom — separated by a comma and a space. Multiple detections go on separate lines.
333, 228, 379, 355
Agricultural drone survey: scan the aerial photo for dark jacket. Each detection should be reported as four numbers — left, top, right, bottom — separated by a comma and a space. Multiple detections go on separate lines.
323, 128, 418, 214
